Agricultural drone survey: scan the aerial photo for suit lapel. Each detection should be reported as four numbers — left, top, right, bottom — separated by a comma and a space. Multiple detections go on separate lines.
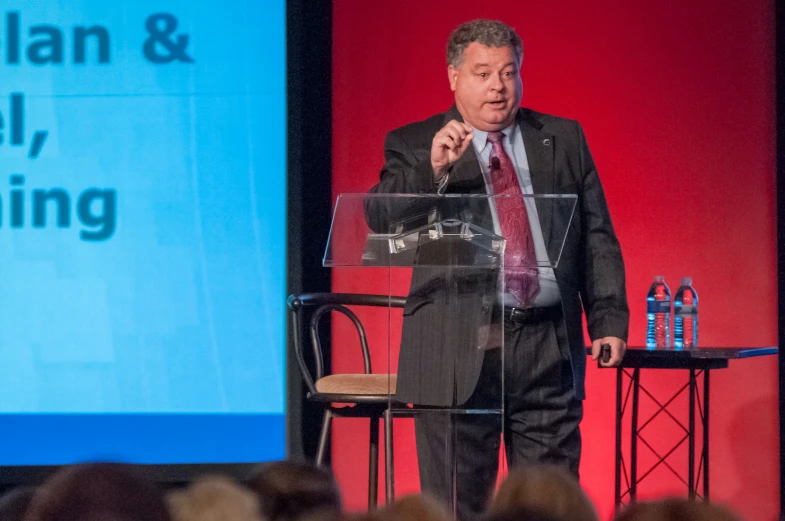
438, 106, 557, 254
518, 109, 556, 256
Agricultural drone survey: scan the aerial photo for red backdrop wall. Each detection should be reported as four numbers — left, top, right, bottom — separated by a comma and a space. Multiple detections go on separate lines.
330, 2, 777, 520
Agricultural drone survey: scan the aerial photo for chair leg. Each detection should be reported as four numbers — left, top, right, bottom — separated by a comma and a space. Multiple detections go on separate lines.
368, 415, 380, 509
316, 409, 333, 467
384, 408, 395, 505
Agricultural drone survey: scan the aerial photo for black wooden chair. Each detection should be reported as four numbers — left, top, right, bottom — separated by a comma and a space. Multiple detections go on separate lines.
287, 292, 406, 508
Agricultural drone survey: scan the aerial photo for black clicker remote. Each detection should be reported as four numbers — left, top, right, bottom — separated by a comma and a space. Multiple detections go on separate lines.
600, 343, 611, 364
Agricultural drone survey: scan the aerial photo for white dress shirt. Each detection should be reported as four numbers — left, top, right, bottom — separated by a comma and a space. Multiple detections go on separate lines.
470, 123, 561, 308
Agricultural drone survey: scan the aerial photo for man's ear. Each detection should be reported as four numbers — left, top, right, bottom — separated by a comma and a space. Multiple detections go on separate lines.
448, 65, 458, 92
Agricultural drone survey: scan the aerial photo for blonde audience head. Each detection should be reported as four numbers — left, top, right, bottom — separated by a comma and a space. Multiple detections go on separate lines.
168, 476, 265, 521
490, 465, 598, 521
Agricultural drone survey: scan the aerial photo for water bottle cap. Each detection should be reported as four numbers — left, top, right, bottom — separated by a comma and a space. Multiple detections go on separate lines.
654, 276, 664, 282
681, 277, 692, 286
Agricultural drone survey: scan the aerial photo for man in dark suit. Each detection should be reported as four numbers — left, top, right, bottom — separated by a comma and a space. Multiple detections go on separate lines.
368, 19, 628, 519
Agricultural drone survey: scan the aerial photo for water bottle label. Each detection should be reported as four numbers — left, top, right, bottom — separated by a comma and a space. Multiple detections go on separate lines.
647, 301, 670, 313
675, 305, 696, 314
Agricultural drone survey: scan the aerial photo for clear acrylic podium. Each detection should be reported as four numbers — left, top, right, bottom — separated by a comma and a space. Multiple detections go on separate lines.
324, 193, 576, 517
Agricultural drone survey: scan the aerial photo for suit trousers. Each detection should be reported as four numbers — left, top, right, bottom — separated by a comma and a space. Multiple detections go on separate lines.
414, 315, 584, 520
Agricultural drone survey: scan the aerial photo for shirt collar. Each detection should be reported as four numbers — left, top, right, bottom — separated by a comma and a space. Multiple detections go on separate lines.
471, 122, 517, 152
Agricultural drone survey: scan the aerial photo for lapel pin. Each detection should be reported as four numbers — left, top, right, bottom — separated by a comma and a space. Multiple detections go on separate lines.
542, 138, 551, 146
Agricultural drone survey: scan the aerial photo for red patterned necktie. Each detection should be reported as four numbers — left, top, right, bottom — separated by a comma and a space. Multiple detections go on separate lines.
487, 131, 540, 307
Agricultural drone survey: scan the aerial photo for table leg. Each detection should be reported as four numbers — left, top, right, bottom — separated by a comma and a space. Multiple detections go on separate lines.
369, 416, 379, 509
689, 368, 696, 499
385, 408, 394, 504
615, 366, 622, 510
703, 370, 710, 501
631, 368, 640, 502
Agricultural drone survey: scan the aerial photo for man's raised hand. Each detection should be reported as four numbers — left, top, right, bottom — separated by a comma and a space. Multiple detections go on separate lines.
431, 120, 474, 180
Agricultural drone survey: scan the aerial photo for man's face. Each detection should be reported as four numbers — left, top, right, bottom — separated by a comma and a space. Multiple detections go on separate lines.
449, 42, 522, 131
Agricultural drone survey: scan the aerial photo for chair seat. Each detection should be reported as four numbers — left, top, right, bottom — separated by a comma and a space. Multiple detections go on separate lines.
315, 374, 397, 395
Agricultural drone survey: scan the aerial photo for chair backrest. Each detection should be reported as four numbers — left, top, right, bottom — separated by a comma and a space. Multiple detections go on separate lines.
286, 293, 406, 395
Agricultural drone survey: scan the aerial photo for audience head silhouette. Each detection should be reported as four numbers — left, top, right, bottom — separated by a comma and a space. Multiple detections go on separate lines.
490, 465, 598, 521
2, 459, 747, 521
482, 506, 569, 521
616, 498, 741, 521
377, 494, 451, 521
248, 461, 341, 521
0, 487, 36, 521
22, 462, 170, 521
168, 475, 265, 521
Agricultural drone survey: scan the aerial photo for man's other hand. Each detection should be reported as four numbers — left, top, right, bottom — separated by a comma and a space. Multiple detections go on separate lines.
431, 120, 474, 180
591, 336, 627, 367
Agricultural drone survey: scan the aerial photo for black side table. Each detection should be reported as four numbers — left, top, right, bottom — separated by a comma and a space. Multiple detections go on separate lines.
588, 346, 778, 511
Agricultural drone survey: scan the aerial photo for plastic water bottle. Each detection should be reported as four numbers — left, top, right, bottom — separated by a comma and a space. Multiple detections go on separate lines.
646, 276, 671, 348
674, 277, 698, 348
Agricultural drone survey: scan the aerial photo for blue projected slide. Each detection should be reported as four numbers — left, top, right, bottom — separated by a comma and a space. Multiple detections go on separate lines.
0, 2, 286, 464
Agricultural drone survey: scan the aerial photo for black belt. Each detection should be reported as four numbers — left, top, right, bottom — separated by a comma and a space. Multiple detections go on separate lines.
503, 304, 562, 325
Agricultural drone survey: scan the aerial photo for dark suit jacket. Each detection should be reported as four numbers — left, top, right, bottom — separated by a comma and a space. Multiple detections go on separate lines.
368, 105, 629, 405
